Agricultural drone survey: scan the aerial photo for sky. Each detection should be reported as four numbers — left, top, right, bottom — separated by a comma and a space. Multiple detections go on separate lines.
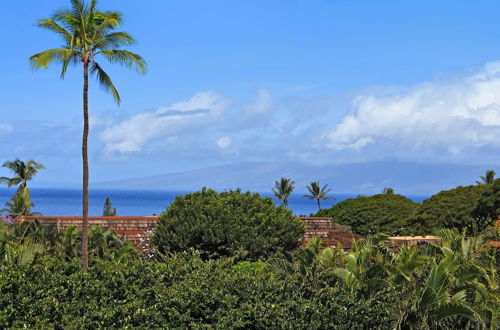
1, 0, 500, 192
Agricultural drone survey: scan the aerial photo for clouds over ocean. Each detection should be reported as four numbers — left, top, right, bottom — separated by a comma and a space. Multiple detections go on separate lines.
3, 61, 500, 167
326, 61, 500, 163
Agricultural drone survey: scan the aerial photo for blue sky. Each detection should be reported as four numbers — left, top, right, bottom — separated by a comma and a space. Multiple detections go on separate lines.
1, 0, 500, 192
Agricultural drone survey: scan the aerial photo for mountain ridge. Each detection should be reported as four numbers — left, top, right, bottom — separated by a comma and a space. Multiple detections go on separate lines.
89, 161, 493, 195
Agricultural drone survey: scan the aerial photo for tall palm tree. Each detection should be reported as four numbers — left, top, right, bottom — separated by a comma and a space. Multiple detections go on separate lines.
304, 181, 334, 210
272, 177, 295, 208
0, 159, 45, 193
30, 0, 146, 268
476, 169, 496, 185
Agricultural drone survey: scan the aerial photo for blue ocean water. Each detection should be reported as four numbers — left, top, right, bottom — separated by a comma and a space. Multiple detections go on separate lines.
0, 188, 428, 217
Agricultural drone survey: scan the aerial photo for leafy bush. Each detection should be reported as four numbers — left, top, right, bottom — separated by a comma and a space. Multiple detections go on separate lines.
409, 184, 491, 234
0, 221, 137, 266
316, 194, 418, 235
0, 253, 396, 329
152, 188, 305, 260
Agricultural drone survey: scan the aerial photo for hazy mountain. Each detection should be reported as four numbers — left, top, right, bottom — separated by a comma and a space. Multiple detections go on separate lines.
91, 161, 494, 195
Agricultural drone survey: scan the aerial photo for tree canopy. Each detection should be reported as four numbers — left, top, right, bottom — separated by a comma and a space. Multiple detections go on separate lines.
316, 193, 419, 235
0, 159, 45, 193
152, 188, 304, 261
409, 184, 496, 235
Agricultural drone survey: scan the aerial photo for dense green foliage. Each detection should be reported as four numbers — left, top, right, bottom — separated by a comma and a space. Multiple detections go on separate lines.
0, 252, 396, 329
270, 231, 500, 329
410, 182, 499, 235
1, 226, 498, 329
0, 221, 136, 265
316, 193, 419, 235
153, 188, 304, 260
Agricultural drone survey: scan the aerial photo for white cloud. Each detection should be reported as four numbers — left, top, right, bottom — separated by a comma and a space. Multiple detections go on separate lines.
326, 61, 500, 153
0, 124, 13, 134
245, 89, 273, 115
216, 136, 232, 149
100, 92, 230, 154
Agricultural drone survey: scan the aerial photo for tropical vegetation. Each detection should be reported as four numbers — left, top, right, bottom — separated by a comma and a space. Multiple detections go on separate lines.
316, 193, 419, 235
477, 169, 496, 185
410, 181, 500, 235
0, 159, 45, 193
30, 0, 146, 268
304, 181, 334, 210
152, 188, 304, 261
1, 216, 498, 328
272, 177, 295, 208
0, 159, 44, 217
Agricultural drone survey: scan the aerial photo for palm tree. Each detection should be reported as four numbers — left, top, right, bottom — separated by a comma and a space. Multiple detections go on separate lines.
304, 181, 334, 210
476, 169, 496, 185
0, 159, 45, 193
30, 0, 146, 268
383, 187, 394, 194
1, 187, 41, 217
272, 177, 295, 208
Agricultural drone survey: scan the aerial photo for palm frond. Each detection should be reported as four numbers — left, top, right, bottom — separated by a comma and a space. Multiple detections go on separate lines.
36, 18, 72, 43
94, 32, 135, 49
92, 12, 122, 39
90, 62, 121, 104
268, 258, 297, 277
99, 49, 147, 73
30, 48, 79, 71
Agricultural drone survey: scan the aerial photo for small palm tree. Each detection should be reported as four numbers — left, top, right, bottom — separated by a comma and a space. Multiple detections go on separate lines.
383, 187, 394, 194
272, 177, 295, 208
476, 169, 496, 185
1, 187, 41, 217
30, 0, 146, 269
0, 159, 45, 193
304, 181, 334, 210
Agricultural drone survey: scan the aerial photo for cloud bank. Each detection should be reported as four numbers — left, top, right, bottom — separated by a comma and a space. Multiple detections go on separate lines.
7, 60, 500, 169
101, 92, 229, 154
326, 61, 500, 156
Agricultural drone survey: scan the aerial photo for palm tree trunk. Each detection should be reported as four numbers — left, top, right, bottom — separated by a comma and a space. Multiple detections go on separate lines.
317, 198, 321, 211
82, 62, 89, 269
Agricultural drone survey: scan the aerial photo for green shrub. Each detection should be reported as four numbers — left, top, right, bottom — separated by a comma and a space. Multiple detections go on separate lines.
409, 184, 491, 234
0, 254, 396, 329
152, 188, 305, 260
316, 194, 418, 235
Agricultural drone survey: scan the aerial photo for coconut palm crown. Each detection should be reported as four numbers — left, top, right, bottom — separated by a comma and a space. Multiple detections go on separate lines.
272, 177, 295, 208
476, 169, 496, 185
304, 181, 334, 210
0, 159, 45, 193
30, 0, 146, 269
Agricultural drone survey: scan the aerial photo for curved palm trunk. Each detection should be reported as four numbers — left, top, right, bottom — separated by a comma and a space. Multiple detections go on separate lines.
82, 62, 89, 269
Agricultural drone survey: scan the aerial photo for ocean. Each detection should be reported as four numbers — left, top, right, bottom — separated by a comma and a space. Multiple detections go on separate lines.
0, 188, 428, 217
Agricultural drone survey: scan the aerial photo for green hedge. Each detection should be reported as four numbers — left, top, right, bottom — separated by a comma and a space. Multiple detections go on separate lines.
0, 254, 394, 329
